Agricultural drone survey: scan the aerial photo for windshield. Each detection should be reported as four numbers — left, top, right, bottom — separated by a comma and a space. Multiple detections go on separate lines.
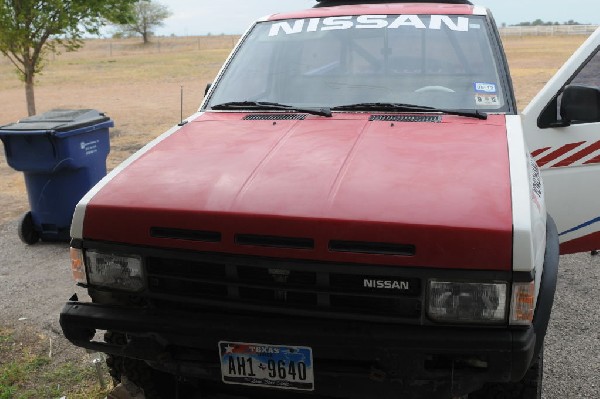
205, 15, 510, 113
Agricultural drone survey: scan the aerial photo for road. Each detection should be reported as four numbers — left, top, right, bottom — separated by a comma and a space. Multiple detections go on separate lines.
0, 219, 598, 398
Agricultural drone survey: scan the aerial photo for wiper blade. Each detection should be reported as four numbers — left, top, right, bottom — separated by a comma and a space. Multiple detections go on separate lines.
331, 102, 487, 120
210, 101, 332, 117
333, 102, 436, 112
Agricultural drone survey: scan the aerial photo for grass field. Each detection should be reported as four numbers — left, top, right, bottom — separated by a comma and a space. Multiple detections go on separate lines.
0, 35, 239, 224
0, 34, 589, 225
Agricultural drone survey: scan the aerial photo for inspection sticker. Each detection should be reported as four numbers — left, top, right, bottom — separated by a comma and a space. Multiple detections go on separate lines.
475, 94, 499, 106
474, 83, 497, 93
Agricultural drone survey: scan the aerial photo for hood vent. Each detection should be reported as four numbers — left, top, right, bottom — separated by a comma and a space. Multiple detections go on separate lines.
329, 240, 415, 256
369, 115, 442, 123
151, 227, 221, 242
243, 114, 307, 121
236, 234, 314, 250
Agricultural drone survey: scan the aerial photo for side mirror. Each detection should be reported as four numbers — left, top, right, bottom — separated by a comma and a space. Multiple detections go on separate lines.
205, 83, 212, 97
560, 85, 600, 124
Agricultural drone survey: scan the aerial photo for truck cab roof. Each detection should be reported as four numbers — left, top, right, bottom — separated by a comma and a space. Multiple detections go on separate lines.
270, 2, 483, 21
314, 0, 473, 6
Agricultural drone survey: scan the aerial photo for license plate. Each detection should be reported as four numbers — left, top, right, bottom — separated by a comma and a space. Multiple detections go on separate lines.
219, 341, 314, 391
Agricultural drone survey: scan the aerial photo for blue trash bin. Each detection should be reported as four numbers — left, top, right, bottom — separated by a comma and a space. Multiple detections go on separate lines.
0, 109, 113, 244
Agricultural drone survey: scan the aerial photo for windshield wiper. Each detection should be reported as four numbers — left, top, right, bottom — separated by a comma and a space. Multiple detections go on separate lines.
210, 101, 332, 117
331, 102, 487, 120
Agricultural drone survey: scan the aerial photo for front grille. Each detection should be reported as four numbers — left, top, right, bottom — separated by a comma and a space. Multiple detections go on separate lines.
145, 254, 423, 323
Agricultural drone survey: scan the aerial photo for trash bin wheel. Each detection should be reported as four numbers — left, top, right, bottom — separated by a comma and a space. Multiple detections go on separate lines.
18, 211, 40, 245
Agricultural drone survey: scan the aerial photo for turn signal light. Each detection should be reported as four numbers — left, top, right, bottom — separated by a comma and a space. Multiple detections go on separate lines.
70, 247, 87, 285
510, 282, 535, 325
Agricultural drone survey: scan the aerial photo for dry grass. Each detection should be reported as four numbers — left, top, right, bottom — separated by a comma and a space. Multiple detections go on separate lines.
0, 328, 110, 399
0, 34, 590, 225
503, 35, 588, 110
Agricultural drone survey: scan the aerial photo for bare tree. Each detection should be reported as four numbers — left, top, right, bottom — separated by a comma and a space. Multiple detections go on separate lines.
118, 0, 171, 44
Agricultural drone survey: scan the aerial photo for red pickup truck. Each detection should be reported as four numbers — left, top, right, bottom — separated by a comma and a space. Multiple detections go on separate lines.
60, 1, 600, 398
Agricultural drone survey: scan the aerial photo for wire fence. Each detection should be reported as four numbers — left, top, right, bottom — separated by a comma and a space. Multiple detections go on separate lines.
75, 35, 240, 58
1, 25, 598, 66
500, 25, 599, 37
0, 35, 241, 65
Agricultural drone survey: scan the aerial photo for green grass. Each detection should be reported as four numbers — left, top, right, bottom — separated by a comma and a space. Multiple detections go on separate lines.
0, 329, 110, 399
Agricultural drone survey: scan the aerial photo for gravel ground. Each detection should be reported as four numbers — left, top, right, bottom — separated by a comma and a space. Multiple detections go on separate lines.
0, 218, 598, 398
543, 252, 600, 398
0, 220, 89, 364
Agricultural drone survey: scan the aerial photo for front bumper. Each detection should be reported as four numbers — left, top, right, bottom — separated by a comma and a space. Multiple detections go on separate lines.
60, 298, 536, 399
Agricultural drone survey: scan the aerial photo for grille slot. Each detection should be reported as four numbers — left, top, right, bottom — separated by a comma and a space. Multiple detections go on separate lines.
150, 227, 221, 242
237, 266, 317, 285
369, 115, 442, 123
243, 114, 307, 120
329, 240, 415, 256
235, 234, 314, 250
330, 295, 420, 317
145, 255, 423, 323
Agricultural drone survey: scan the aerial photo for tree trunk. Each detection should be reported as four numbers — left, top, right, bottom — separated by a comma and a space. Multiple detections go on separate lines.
24, 64, 36, 116
142, 31, 149, 44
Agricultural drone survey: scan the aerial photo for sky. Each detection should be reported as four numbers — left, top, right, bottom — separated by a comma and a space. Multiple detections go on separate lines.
153, 0, 600, 37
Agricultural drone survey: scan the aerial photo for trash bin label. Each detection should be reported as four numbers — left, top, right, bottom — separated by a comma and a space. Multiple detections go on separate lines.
81, 140, 100, 156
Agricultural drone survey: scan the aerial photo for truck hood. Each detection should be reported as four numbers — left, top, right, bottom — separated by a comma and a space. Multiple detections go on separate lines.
79, 112, 513, 270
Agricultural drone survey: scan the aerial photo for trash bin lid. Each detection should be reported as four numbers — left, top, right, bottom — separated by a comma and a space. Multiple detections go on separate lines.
0, 109, 110, 134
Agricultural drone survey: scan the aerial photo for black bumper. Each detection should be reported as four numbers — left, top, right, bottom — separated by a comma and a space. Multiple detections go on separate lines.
60, 300, 536, 398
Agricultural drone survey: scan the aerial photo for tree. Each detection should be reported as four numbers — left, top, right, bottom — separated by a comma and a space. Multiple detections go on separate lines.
117, 0, 171, 44
0, 0, 138, 116
514, 19, 583, 27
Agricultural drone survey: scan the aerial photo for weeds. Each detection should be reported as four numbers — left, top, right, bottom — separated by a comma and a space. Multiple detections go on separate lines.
0, 328, 110, 399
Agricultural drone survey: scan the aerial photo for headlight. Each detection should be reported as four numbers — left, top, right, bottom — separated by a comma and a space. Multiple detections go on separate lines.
427, 281, 507, 324
85, 250, 144, 292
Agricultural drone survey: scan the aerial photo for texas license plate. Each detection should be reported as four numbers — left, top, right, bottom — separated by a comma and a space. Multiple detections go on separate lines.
219, 341, 314, 391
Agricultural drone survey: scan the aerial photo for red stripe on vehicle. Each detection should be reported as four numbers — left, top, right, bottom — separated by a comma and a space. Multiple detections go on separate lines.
560, 231, 600, 255
536, 142, 586, 167
553, 140, 600, 167
531, 147, 551, 158
583, 154, 600, 165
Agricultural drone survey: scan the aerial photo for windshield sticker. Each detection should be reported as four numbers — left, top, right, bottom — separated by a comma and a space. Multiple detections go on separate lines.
474, 83, 497, 93
475, 94, 499, 106
269, 15, 471, 37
